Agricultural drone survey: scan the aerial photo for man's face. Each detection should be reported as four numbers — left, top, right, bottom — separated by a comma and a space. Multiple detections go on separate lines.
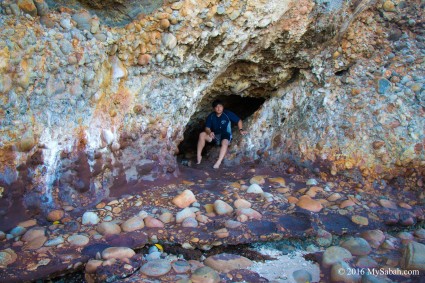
214, 104, 224, 115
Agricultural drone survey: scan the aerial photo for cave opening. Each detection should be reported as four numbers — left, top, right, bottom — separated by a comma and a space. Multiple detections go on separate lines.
178, 94, 266, 161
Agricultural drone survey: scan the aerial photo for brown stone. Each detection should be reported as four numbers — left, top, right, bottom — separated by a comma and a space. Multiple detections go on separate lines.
287, 196, 298, 203
22, 227, 45, 242
296, 195, 323, 212
18, 0, 37, 16
47, 210, 64, 222
102, 247, 135, 260
361, 230, 385, 248
204, 253, 253, 273
144, 216, 165, 228
137, 54, 151, 66
160, 19, 170, 29
172, 189, 196, 208
379, 199, 398, 209
340, 199, 356, 208
24, 235, 47, 250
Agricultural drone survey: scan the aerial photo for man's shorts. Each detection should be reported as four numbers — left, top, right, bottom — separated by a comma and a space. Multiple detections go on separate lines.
213, 132, 231, 146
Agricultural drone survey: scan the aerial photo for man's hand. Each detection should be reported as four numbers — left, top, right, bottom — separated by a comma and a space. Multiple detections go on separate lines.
209, 132, 215, 139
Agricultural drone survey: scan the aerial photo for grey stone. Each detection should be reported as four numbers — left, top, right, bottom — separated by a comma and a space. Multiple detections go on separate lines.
340, 237, 372, 256
378, 78, 391, 94
293, 269, 312, 283
140, 259, 172, 277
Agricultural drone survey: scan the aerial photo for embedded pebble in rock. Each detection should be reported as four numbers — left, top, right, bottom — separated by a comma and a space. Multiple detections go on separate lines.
102, 247, 135, 260
234, 199, 251, 209
67, 234, 89, 247
292, 269, 313, 283
214, 200, 234, 215
159, 212, 173, 223
225, 220, 242, 229
296, 195, 323, 212
340, 199, 356, 208
172, 260, 191, 273
351, 215, 369, 226
47, 210, 64, 222
378, 78, 391, 94
10, 226, 26, 237
146, 251, 162, 261
44, 236, 64, 247
379, 199, 398, 209
97, 222, 122, 235
196, 214, 209, 223
397, 231, 414, 241
72, 10, 92, 31
176, 207, 196, 223
191, 266, 220, 283
401, 241, 425, 270
18, 0, 37, 16
110, 56, 127, 79
182, 217, 198, 228
214, 228, 229, 238
355, 256, 378, 268
316, 229, 333, 247
121, 216, 145, 232
327, 193, 342, 202
0, 249, 17, 268
204, 253, 253, 273
306, 179, 318, 186
25, 235, 47, 250
162, 33, 177, 49
268, 177, 286, 186
144, 216, 165, 228
138, 211, 149, 219
331, 261, 360, 282
0, 232, 6, 241
140, 259, 172, 277
82, 211, 100, 225
18, 220, 37, 228
236, 208, 262, 220
247, 183, 264, 194
21, 227, 45, 242
361, 230, 385, 248
85, 259, 103, 273
322, 246, 353, 268
414, 229, 425, 239
306, 186, 323, 198
383, 0, 396, 12
250, 175, 265, 185
340, 237, 372, 256
172, 189, 197, 208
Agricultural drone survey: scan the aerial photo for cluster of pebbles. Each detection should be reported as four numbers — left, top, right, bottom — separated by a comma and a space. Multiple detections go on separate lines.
1, 169, 424, 281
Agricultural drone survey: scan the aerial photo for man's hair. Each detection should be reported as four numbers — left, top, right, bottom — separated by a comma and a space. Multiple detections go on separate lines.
212, 99, 224, 108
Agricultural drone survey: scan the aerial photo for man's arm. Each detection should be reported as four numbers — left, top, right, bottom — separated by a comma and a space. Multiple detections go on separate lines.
237, 120, 247, 135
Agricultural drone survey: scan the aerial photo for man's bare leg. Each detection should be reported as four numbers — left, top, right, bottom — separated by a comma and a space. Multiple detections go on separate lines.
197, 132, 212, 164
213, 139, 229, 169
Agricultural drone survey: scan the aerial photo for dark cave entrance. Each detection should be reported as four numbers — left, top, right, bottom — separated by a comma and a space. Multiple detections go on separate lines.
178, 94, 266, 160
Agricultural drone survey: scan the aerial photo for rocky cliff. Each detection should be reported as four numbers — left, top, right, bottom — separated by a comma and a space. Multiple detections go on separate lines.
0, 0, 424, 215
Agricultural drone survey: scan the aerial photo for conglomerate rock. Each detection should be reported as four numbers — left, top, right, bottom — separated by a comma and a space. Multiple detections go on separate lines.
0, 0, 423, 215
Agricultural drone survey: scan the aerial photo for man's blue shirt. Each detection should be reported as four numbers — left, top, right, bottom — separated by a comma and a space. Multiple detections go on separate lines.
205, 110, 240, 137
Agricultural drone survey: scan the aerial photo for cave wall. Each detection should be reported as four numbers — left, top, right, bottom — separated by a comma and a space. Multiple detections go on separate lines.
0, 0, 423, 213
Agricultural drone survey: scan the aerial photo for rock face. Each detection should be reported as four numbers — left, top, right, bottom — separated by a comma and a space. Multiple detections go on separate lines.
0, 0, 423, 215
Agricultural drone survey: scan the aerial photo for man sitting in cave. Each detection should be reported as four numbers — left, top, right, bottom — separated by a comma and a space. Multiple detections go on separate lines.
197, 99, 247, 169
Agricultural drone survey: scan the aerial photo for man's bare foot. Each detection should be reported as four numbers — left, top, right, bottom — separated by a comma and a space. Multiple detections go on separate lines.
197, 156, 202, 165
213, 161, 221, 169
